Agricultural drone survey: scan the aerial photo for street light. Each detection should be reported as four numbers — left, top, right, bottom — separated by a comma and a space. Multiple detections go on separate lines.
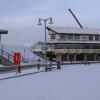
38, 17, 53, 71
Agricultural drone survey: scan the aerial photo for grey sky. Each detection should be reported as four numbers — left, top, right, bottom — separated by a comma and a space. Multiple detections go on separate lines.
0, 0, 100, 46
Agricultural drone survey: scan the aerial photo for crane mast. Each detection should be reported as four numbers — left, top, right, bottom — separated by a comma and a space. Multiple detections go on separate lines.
68, 8, 83, 28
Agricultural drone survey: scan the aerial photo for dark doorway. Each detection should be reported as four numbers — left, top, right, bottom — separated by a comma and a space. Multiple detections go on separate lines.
76, 53, 84, 61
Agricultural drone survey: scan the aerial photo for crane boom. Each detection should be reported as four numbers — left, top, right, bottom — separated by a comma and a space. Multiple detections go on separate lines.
68, 8, 83, 28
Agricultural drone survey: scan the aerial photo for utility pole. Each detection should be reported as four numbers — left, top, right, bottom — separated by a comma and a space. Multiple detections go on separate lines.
38, 17, 53, 71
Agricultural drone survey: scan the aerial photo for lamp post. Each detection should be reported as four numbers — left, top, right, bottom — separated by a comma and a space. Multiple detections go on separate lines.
38, 17, 53, 71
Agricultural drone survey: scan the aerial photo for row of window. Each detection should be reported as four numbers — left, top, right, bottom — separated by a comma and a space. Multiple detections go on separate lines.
54, 44, 100, 49
51, 34, 100, 41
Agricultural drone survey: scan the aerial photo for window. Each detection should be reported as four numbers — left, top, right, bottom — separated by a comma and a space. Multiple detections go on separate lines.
89, 35, 93, 40
74, 34, 80, 40
60, 34, 66, 40
51, 34, 55, 39
95, 35, 99, 41
67, 34, 73, 40
54, 44, 81, 49
54, 44, 58, 49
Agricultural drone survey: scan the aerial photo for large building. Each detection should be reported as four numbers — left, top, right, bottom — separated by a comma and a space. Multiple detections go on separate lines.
33, 26, 100, 61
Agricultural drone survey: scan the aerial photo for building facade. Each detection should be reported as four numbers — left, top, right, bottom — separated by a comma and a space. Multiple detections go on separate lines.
33, 26, 100, 61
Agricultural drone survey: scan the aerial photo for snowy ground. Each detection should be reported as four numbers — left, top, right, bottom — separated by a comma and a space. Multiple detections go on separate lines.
0, 63, 100, 100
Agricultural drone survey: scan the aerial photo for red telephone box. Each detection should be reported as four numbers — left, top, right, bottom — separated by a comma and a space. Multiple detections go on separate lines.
13, 52, 21, 65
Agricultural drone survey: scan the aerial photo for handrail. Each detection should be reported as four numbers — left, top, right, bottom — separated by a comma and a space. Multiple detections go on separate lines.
0, 48, 13, 61
0, 48, 25, 63
53, 49, 100, 54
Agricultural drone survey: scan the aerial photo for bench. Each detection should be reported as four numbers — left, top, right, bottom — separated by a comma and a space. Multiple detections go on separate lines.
45, 66, 55, 71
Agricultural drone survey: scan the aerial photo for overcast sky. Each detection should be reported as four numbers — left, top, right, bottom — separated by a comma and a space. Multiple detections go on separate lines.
0, 0, 100, 46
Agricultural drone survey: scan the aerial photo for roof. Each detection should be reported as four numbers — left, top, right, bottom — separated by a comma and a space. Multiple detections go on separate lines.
47, 26, 100, 35
0, 30, 8, 34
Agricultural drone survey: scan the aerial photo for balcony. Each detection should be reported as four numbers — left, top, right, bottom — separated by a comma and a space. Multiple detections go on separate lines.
32, 43, 100, 54
52, 49, 100, 54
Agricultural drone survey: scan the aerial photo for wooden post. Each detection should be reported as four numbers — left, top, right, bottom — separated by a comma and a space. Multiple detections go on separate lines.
84, 54, 87, 61
74, 54, 77, 61
94, 54, 97, 61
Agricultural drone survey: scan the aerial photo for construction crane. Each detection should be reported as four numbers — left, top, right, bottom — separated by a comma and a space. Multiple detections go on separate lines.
68, 8, 83, 28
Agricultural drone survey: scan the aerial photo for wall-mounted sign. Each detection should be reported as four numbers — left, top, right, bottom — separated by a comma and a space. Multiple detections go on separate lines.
80, 35, 89, 41
41, 45, 48, 50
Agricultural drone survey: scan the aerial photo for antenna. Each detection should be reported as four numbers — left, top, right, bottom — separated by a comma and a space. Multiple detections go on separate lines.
68, 8, 83, 28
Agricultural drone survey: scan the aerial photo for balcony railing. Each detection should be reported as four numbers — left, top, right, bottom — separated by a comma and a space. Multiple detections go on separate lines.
53, 49, 100, 54
32, 43, 100, 54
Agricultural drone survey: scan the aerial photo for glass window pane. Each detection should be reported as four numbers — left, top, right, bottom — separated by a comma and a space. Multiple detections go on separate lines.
95, 35, 99, 41
67, 34, 73, 40
51, 34, 55, 39
74, 34, 80, 40
89, 35, 93, 40
60, 34, 66, 40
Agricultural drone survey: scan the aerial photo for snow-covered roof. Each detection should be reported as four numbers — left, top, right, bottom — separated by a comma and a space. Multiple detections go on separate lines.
47, 26, 100, 35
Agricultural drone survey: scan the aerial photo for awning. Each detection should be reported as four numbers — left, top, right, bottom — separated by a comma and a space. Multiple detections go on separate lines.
0, 30, 8, 34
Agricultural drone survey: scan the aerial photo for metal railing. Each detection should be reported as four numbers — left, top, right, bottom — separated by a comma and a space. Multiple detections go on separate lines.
32, 43, 100, 54
53, 49, 100, 54
0, 48, 13, 61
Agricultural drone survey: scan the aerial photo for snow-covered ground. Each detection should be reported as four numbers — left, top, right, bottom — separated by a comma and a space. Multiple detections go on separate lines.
0, 63, 100, 100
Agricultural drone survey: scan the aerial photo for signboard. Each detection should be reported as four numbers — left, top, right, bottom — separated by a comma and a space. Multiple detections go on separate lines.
41, 45, 48, 50
13, 52, 21, 65
80, 35, 89, 41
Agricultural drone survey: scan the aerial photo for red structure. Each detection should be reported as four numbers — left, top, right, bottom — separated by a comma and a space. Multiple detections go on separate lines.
13, 52, 21, 65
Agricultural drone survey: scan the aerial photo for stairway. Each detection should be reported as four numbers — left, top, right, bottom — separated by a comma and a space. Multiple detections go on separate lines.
0, 49, 13, 66
34, 51, 49, 60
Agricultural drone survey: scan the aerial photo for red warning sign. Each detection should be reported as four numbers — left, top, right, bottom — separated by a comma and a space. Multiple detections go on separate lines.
13, 52, 21, 65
